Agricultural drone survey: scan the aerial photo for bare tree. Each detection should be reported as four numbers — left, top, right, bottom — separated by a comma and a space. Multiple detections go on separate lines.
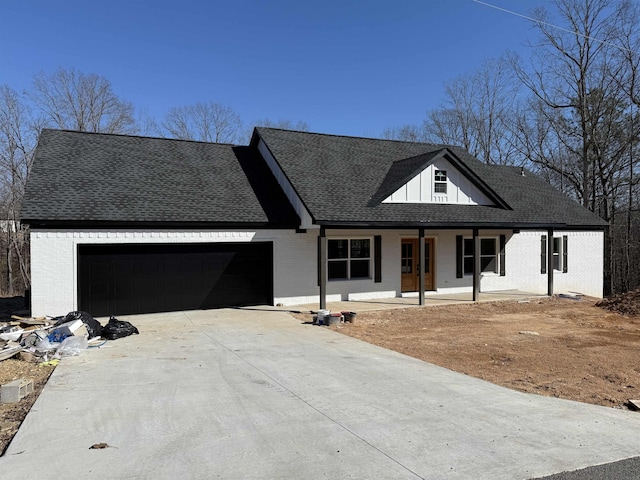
610, 0, 640, 292
381, 124, 426, 142
1, 68, 140, 296
31, 68, 136, 134
424, 57, 522, 165
511, 0, 627, 207
241, 118, 310, 144
254, 118, 310, 132
136, 108, 161, 137
162, 102, 243, 143
511, 97, 575, 192
0, 86, 40, 293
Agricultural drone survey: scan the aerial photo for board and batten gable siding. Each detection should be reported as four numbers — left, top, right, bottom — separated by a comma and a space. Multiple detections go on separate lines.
383, 157, 494, 205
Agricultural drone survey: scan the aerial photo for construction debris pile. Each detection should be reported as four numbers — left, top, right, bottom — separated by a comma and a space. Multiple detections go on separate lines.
596, 289, 640, 316
0, 311, 139, 365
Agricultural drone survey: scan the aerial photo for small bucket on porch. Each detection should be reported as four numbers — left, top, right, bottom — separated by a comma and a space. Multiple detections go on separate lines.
342, 311, 357, 323
316, 309, 330, 325
326, 313, 343, 326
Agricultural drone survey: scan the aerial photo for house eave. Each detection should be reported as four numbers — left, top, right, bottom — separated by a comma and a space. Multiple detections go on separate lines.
313, 220, 607, 231
21, 219, 299, 230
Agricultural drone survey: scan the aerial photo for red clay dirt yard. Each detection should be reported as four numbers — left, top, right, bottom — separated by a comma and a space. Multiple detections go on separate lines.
321, 293, 640, 410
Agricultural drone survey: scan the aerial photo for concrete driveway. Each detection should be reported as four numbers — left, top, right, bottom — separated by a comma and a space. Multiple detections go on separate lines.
2, 308, 640, 479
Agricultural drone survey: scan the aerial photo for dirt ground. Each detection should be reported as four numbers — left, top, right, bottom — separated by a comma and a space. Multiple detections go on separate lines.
315, 294, 640, 410
0, 296, 56, 455
0, 359, 54, 454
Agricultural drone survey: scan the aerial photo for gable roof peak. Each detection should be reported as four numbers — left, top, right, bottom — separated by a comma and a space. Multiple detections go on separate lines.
369, 148, 510, 208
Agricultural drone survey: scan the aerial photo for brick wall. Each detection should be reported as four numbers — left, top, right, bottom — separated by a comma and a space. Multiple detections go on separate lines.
30, 228, 604, 316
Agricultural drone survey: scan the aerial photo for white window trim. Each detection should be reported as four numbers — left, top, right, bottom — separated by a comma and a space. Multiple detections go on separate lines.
463, 236, 500, 276
434, 170, 447, 194
552, 236, 564, 272
327, 237, 372, 281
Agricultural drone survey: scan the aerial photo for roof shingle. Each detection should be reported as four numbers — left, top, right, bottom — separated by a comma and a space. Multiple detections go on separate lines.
23, 127, 607, 231
22, 129, 299, 227
255, 127, 607, 229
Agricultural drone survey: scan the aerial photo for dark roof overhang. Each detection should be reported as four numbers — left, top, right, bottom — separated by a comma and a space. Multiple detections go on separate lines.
313, 220, 607, 231
22, 220, 300, 230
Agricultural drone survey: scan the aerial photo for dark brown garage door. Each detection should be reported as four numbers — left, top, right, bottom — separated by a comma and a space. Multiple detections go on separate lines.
78, 243, 273, 316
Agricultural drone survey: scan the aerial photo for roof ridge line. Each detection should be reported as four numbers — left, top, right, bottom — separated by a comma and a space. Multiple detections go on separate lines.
256, 126, 453, 147
41, 128, 240, 147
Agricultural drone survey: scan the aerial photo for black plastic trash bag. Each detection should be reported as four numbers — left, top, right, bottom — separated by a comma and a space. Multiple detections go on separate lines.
55, 311, 102, 339
101, 316, 139, 340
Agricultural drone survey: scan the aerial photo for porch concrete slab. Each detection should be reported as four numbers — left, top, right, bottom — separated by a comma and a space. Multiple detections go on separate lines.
291, 289, 548, 313
2, 308, 639, 479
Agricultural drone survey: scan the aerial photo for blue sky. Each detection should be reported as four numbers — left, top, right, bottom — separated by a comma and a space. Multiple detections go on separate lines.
0, 0, 550, 139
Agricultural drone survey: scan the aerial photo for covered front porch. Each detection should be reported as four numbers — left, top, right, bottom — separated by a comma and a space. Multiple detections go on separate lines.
316, 226, 560, 310
296, 289, 549, 314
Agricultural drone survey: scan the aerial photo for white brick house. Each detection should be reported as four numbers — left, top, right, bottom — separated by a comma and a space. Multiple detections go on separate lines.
22, 128, 607, 317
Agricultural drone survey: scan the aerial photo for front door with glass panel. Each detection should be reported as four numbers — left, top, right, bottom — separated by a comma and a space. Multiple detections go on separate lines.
401, 238, 434, 292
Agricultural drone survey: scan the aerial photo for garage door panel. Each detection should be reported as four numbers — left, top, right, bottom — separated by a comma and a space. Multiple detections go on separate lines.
78, 243, 273, 316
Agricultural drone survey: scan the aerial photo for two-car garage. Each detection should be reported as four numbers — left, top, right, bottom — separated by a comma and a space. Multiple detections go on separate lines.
78, 242, 273, 317
22, 130, 304, 318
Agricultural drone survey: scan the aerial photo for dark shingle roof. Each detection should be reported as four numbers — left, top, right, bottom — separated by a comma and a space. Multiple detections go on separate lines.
255, 127, 607, 229
23, 128, 607, 231
22, 129, 299, 227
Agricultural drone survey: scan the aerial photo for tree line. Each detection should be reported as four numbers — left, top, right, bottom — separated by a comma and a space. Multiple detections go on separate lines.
0, 0, 637, 297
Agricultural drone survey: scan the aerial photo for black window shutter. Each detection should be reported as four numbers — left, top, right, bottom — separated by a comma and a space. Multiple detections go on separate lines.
374, 235, 382, 283
562, 235, 568, 273
541, 235, 547, 274
456, 235, 463, 278
499, 235, 506, 276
